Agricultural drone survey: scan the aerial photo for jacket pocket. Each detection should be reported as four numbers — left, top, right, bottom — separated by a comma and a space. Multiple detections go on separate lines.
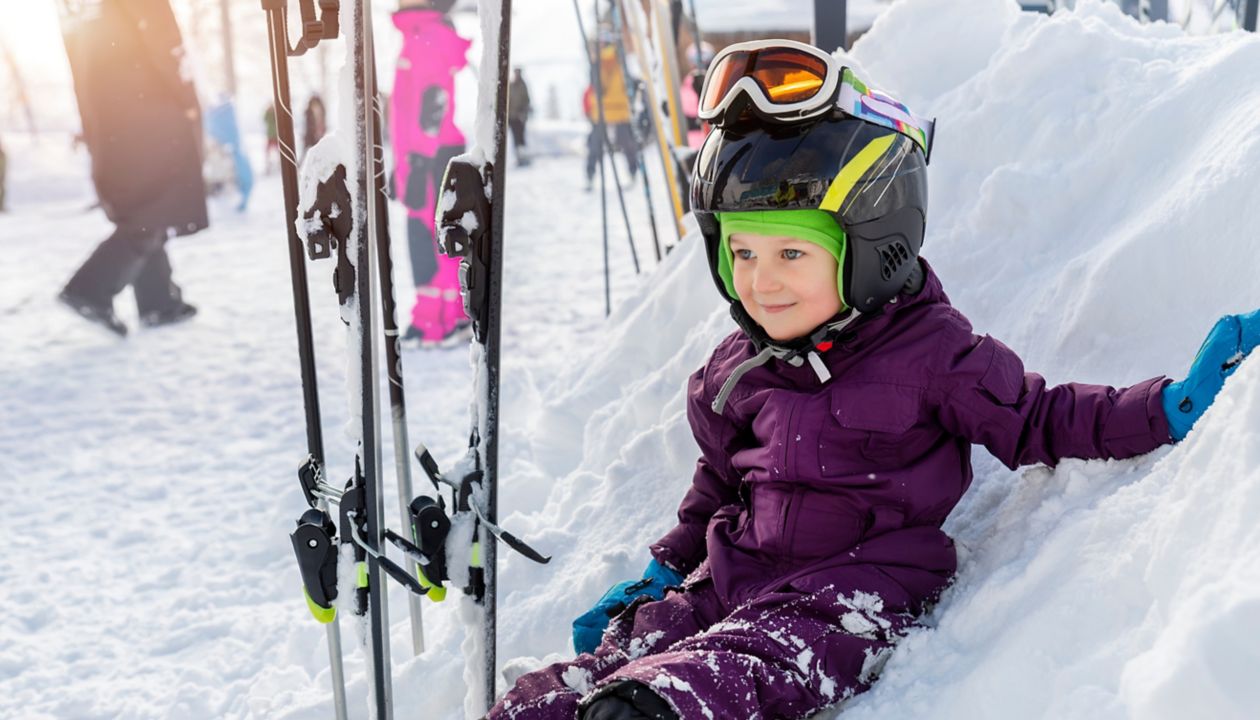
783, 489, 865, 561
864, 504, 907, 538
827, 382, 923, 466
976, 335, 1025, 406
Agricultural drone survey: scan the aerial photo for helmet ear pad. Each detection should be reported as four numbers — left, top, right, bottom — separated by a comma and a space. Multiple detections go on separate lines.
696, 211, 728, 299
695, 209, 780, 348
841, 205, 925, 313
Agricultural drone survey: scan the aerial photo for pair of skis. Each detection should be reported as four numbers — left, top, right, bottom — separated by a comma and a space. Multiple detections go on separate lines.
261, 1, 544, 718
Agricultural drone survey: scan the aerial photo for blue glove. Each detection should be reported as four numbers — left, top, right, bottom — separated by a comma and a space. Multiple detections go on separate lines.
572, 558, 684, 655
1162, 309, 1260, 441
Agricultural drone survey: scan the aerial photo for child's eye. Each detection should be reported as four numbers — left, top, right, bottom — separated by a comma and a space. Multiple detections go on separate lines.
734, 249, 754, 260
782, 249, 804, 260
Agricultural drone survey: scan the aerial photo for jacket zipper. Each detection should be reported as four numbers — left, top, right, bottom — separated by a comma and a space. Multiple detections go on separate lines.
777, 395, 801, 560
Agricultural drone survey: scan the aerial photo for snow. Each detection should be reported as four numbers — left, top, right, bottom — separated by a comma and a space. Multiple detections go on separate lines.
3, 1, 1260, 719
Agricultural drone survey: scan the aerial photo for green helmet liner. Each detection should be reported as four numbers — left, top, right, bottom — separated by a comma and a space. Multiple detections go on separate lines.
715, 209, 847, 304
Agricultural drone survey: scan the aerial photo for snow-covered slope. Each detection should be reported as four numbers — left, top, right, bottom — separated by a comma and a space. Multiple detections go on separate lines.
497, 2, 1260, 719
3, 1, 1260, 719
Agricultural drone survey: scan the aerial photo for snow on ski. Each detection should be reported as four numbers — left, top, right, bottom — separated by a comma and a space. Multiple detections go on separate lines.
431, 0, 521, 713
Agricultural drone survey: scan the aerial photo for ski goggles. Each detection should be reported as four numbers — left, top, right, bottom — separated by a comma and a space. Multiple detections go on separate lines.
698, 39, 935, 158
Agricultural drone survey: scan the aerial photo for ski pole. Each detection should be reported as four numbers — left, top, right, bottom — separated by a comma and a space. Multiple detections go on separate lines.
592, 9, 642, 277
608, 0, 663, 263
259, 1, 348, 718
594, 22, 612, 315
366, 15, 426, 660
574, 0, 642, 275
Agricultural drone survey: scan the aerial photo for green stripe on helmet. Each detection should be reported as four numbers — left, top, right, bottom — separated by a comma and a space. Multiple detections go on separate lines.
819, 134, 896, 214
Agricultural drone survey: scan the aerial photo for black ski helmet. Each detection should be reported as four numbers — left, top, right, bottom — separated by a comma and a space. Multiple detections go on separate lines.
692, 102, 931, 335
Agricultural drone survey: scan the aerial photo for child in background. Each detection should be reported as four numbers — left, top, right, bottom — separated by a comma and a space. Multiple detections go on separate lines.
488, 40, 1260, 720
391, 0, 471, 346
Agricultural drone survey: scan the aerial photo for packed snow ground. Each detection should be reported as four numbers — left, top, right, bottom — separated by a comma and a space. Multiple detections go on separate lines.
4, 1, 1260, 719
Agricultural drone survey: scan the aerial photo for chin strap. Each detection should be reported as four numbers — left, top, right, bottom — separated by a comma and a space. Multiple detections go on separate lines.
711, 311, 862, 415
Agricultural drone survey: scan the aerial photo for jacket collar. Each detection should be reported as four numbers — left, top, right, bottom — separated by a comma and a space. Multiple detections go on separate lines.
711, 259, 946, 414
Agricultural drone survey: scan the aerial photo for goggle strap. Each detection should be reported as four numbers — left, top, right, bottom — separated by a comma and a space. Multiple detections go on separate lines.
837, 68, 935, 157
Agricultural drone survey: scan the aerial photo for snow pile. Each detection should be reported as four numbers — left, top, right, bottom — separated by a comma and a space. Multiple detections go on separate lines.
488, 1, 1260, 718
841, 361, 1260, 719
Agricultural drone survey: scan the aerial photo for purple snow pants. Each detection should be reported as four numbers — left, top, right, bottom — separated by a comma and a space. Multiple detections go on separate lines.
489, 568, 918, 720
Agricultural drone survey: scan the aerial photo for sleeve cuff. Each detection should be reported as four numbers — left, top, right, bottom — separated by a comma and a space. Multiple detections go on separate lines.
649, 524, 706, 576
1102, 376, 1174, 457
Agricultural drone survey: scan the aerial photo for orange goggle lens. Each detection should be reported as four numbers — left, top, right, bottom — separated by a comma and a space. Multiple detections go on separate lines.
700, 48, 830, 115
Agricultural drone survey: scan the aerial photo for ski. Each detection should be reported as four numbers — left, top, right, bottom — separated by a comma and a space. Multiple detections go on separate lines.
647, 0, 689, 171
346, 1, 392, 716
431, 0, 517, 711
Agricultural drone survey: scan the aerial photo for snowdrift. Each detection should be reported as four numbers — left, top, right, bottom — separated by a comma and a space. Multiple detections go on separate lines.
490, 2, 1260, 719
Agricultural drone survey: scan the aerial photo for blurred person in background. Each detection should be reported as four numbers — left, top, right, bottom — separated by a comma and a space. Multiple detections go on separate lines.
204, 97, 255, 212
583, 41, 639, 191
390, 0, 472, 347
508, 67, 532, 166
679, 42, 713, 150
302, 94, 327, 156
263, 104, 279, 174
57, 0, 206, 337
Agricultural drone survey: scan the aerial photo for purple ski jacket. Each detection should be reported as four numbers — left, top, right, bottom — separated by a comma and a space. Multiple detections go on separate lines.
651, 261, 1172, 611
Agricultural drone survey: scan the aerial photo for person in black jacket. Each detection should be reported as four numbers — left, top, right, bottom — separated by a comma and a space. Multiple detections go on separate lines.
57, 0, 207, 337
508, 68, 532, 166
302, 94, 327, 157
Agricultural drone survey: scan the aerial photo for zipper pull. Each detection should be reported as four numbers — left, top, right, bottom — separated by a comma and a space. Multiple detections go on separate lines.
807, 351, 831, 384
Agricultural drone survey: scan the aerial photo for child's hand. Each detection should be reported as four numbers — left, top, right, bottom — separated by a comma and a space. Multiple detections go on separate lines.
1162, 309, 1260, 441
571, 558, 684, 655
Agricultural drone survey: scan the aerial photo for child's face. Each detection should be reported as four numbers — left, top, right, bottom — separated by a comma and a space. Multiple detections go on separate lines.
729, 232, 843, 342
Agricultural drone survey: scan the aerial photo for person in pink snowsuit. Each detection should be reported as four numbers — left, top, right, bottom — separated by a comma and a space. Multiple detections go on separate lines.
679, 71, 706, 150
391, 0, 471, 344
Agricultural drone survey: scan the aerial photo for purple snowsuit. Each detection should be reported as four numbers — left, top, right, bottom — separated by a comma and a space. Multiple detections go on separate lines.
491, 262, 1172, 719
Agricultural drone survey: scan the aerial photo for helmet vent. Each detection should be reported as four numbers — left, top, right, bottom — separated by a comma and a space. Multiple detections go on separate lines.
877, 241, 911, 280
